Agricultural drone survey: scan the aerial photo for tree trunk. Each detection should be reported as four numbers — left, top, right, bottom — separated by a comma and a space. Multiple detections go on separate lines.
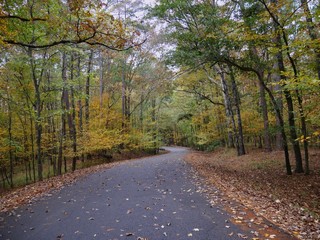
28, 48, 43, 181
58, 52, 69, 175
99, 50, 104, 109
269, 1, 303, 172
216, 66, 235, 148
258, 77, 272, 152
122, 57, 127, 128
140, 94, 144, 131
45, 70, 57, 177
237, 0, 271, 152
62, 52, 75, 169
282, 79, 303, 172
296, 91, 310, 175
57, 124, 63, 176
50, 111, 57, 176
257, 74, 292, 175
229, 64, 245, 156
70, 54, 78, 171
151, 98, 158, 154
77, 54, 83, 135
85, 50, 93, 127
29, 117, 36, 182
8, 103, 13, 188
271, 62, 283, 150
76, 54, 85, 163
281, 25, 309, 173
300, 0, 320, 79
284, 29, 308, 174
21, 115, 30, 183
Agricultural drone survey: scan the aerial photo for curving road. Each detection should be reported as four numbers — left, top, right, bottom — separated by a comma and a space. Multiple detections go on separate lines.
0, 147, 292, 240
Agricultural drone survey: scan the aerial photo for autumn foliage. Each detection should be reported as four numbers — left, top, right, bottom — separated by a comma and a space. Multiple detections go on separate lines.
0, 0, 167, 189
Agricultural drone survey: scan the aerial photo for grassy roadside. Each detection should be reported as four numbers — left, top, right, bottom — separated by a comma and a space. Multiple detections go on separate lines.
184, 148, 320, 240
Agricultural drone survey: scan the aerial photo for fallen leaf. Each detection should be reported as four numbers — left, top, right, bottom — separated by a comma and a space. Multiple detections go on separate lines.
237, 233, 248, 239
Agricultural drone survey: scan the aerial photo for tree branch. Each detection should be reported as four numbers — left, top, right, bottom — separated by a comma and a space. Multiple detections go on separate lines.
0, 15, 46, 22
176, 89, 224, 106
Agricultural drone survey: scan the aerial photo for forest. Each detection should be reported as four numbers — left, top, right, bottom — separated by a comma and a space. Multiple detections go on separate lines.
0, 0, 320, 190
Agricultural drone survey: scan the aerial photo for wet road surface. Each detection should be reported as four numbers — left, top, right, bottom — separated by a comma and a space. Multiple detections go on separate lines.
0, 147, 293, 240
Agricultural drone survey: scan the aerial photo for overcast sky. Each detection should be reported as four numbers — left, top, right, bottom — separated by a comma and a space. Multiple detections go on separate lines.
143, 0, 156, 6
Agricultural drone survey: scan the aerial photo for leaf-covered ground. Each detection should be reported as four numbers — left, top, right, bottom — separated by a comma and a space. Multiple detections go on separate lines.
184, 148, 320, 240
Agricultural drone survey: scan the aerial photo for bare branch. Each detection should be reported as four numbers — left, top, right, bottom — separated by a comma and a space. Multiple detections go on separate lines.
0, 15, 46, 22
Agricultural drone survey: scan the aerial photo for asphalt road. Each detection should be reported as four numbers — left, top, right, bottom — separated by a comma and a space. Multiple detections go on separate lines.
0, 147, 290, 240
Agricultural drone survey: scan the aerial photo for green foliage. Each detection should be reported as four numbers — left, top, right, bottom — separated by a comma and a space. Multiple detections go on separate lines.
151, 0, 320, 163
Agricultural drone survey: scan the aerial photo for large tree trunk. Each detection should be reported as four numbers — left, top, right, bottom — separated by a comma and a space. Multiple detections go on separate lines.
99, 50, 105, 109
229, 65, 245, 156
57, 114, 64, 176
28, 48, 43, 181
280, 23, 310, 174
21, 115, 31, 183
48, 104, 57, 176
29, 116, 36, 182
8, 103, 13, 188
85, 50, 93, 127
280, 67, 303, 173
140, 94, 144, 131
282, 33, 306, 173
297, 91, 309, 174
44, 87, 55, 178
122, 57, 127, 128
76, 54, 84, 162
77, 54, 83, 135
269, 0, 303, 172
237, 0, 271, 153
216, 66, 235, 148
57, 53, 68, 175
62, 52, 77, 171
251, 46, 272, 152
70, 55, 78, 172
257, 74, 292, 175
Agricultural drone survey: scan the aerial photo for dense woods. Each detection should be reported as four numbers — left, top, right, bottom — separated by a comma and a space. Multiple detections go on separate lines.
0, 0, 171, 188
151, 0, 320, 176
1, 0, 320, 190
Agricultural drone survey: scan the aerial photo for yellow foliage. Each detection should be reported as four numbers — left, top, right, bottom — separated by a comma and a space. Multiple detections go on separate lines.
241, 110, 264, 136
78, 97, 123, 153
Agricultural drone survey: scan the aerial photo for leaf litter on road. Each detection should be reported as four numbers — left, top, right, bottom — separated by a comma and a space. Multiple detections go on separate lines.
0, 162, 120, 213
